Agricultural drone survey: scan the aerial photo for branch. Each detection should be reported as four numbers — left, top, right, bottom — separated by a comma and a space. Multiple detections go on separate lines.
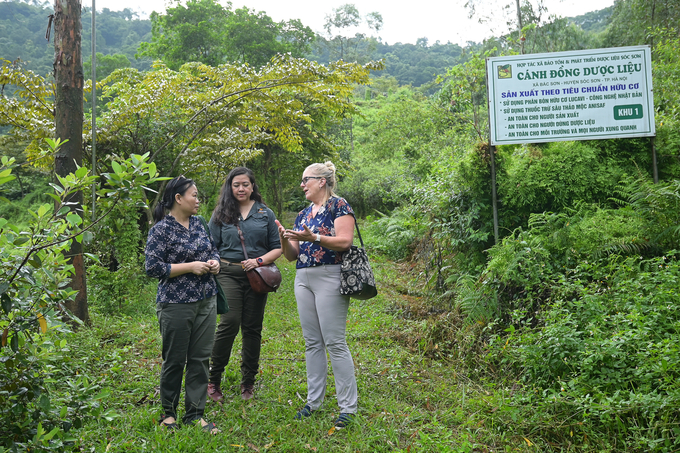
148, 77, 322, 163
6, 195, 122, 286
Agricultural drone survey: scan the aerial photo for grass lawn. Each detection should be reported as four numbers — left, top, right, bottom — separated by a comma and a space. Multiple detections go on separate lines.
69, 256, 529, 452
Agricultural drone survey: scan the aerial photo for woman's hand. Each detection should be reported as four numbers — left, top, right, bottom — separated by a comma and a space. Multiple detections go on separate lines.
283, 224, 316, 242
275, 220, 286, 239
241, 258, 259, 271
207, 259, 220, 274
189, 261, 212, 275
276, 220, 300, 262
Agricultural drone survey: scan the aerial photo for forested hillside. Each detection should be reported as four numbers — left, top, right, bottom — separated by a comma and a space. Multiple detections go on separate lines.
2, 0, 680, 451
1, 0, 612, 87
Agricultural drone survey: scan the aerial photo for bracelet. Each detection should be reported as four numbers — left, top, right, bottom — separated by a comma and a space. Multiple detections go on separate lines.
314, 233, 321, 243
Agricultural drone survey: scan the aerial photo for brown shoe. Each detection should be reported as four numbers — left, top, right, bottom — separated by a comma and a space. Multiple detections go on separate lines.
207, 383, 223, 402
240, 384, 254, 401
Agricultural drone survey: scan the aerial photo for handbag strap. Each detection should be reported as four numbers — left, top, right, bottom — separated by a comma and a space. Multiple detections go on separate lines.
236, 224, 250, 260
327, 198, 365, 248
351, 214, 365, 248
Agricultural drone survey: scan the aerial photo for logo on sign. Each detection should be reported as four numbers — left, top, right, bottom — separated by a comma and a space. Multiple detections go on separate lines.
497, 64, 512, 79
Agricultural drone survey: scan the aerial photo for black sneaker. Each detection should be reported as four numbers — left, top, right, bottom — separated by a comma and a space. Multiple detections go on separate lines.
294, 404, 314, 420
334, 413, 354, 429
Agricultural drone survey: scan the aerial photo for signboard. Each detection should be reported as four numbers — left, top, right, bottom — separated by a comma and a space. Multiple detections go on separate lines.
487, 46, 655, 145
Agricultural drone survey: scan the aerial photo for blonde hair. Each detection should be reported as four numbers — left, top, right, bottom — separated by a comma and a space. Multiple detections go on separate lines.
305, 161, 338, 202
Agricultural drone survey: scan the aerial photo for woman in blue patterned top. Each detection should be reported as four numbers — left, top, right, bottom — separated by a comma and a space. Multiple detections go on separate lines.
276, 161, 358, 430
145, 176, 220, 434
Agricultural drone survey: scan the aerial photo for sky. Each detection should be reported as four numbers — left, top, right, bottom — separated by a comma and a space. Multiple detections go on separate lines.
92, 0, 617, 46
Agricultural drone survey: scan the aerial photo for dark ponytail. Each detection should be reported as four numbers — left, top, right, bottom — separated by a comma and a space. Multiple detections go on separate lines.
152, 176, 195, 224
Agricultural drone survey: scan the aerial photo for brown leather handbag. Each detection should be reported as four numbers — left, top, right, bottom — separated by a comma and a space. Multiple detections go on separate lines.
236, 225, 282, 293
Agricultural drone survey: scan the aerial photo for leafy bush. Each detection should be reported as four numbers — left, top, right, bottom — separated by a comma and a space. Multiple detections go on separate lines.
362, 209, 421, 261
86, 204, 155, 316
0, 149, 163, 450
500, 141, 629, 223
503, 255, 680, 449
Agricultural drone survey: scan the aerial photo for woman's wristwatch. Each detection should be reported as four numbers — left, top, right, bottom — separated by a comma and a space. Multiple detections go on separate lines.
256, 257, 263, 266
314, 233, 321, 243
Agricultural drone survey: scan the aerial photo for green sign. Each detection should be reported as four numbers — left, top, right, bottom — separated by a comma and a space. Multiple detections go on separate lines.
487, 46, 655, 145
614, 104, 643, 120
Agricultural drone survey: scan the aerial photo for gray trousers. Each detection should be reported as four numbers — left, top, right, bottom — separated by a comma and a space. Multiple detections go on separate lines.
295, 265, 357, 414
157, 295, 216, 424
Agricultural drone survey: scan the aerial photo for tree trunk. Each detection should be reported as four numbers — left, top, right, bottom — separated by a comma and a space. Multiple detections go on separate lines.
53, 0, 89, 325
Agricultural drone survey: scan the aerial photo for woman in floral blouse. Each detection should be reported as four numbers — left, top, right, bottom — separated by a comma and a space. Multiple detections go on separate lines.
145, 176, 220, 433
276, 161, 357, 430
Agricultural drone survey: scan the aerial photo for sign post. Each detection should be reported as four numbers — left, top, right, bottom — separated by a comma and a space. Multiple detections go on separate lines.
485, 46, 656, 243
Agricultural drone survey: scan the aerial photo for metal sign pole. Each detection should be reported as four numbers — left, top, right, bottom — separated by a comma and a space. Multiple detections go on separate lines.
651, 136, 658, 183
485, 58, 500, 245
91, 0, 96, 220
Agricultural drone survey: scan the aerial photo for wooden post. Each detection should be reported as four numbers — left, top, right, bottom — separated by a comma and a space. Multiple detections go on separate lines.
54, 0, 90, 324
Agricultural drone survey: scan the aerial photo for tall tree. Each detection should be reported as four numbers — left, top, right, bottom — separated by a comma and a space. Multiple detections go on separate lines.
321, 3, 383, 63
53, 0, 88, 323
138, 0, 314, 69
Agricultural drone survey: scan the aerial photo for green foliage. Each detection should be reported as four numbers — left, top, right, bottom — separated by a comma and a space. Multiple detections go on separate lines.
138, 0, 315, 69
500, 141, 626, 219
362, 210, 421, 261
86, 204, 154, 317
317, 3, 382, 63
603, 0, 680, 48
505, 254, 680, 448
83, 52, 131, 80
0, 1, 152, 77
0, 146, 164, 450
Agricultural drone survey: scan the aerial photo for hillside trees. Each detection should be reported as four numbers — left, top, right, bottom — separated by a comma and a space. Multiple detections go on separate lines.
138, 0, 315, 69
1, 54, 380, 266
318, 3, 383, 63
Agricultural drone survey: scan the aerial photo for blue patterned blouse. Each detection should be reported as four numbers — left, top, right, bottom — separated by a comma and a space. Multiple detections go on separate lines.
145, 215, 220, 304
293, 196, 354, 269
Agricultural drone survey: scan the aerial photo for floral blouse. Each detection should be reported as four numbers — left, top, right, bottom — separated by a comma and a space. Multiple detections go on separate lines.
145, 215, 219, 304
293, 196, 354, 269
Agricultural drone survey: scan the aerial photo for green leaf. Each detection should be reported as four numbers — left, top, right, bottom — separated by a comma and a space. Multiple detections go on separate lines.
47, 193, 61, 204
0, 282, 8, 294
43, 426, 60, 441
10, 333, 18, 352
66, 213, 82, 226
13, 236, 30, 246
1, 294, 11, 314
28, 255, 42, 268
75, 166, 88, 178
0, 175, 16, 185
111, 161, 123, 174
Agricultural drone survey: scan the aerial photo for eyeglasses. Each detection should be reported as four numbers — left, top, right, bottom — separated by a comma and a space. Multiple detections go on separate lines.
301, 176, 323, 185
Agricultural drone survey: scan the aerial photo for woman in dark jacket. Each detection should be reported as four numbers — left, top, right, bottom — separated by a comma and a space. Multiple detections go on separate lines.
145, 176, 220, 433
207, 167, 282, 402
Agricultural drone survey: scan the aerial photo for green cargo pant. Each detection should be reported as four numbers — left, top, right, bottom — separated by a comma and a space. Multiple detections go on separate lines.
209, 263, 268, 386
157, 295, 216, 424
